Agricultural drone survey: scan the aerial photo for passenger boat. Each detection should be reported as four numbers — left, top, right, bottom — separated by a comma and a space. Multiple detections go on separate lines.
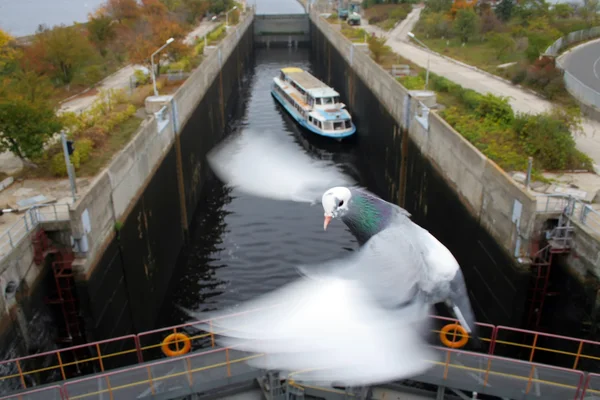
271, 67, 356, 140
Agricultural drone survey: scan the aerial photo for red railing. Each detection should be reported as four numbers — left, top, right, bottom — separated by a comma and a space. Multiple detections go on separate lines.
2, 343, 589, 400
2, 307, 600, 398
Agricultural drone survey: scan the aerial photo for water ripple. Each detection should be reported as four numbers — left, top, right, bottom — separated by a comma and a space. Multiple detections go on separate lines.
160, 49, 361, 327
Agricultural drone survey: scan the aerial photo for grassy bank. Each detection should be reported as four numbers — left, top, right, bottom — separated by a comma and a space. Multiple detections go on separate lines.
400, 73, 592, 177
412, 0, 597, 105
336, 23, 593, 179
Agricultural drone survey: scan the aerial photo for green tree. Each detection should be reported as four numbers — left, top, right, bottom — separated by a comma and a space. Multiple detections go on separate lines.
27, 24, 97, 87
0, 99, 62, 161
5, 70, 55, 105
422, 12, 451, 38
183, 0, 210, 22
367, 35, 391, 63
209, 0, 234, 14
160, 0, 183, 10
525, 32, 552, 62
494, 0, 514, 22
0, 29, 19, 75
453, 9, 478, 42
87, 13, 117, 56
552, 3, 572, 19
580, 0, 599, 26
488, 32, 515, 60
426, 0, 453, 13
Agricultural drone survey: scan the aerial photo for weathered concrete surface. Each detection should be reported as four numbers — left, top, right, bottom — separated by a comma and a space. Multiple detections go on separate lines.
568, 223, 600, 279
254, 14, 311, 46
68, 10, 255, 279
310, 7, 537, 260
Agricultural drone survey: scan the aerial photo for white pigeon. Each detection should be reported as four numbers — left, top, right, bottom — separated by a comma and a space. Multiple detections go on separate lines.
193, 129, 480, 386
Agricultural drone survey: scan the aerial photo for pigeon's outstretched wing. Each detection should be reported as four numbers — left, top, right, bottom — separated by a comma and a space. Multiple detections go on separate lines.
206, 130, 355, 203
190, 227, 437, 386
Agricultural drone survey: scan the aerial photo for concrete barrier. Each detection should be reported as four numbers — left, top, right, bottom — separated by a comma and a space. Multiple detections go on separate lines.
310, 9, 537, 260
68, 10, 256, 277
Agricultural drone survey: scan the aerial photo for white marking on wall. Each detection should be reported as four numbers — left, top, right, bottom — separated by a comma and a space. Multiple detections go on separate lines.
82, 208, 91, 234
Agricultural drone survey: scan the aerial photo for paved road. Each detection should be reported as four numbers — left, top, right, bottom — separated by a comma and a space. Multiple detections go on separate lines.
560, 40, 600, 93
367, 8, 600, 173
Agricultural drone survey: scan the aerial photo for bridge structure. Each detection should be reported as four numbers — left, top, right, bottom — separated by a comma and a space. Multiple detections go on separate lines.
1, 305, 600, 400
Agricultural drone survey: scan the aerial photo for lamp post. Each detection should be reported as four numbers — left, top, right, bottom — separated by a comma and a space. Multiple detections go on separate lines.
151, 37, 175, 97
407, 31, 430, 90
225, 6, 238, 29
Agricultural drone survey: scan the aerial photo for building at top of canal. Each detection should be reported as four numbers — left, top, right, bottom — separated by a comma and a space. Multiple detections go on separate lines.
254, 14, 311, 47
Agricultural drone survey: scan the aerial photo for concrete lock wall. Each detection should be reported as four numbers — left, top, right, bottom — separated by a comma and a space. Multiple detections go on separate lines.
65, 11, 255, 341
310, 11, 533, 328
309, 9, 537, 262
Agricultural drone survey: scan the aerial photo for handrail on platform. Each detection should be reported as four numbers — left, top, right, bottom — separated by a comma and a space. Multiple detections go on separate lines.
0, 342, 591, 400
3, 306, 600, 399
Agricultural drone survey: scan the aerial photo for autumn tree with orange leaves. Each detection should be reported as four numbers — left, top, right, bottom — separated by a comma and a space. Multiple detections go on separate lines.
449, 0, 477, 18
22, 24, 97, 88
124, 0, 190, 74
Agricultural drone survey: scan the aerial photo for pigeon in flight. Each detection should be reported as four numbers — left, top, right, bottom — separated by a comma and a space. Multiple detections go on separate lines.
194, 130, 478, 385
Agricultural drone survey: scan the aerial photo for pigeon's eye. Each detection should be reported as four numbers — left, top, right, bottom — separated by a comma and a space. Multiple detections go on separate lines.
338, 200, 344, 207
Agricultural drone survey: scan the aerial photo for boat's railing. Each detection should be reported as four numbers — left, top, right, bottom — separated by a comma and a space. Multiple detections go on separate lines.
2, 307, 600, 397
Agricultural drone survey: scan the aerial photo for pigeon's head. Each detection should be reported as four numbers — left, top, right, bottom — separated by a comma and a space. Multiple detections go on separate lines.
322, 186, 352, 230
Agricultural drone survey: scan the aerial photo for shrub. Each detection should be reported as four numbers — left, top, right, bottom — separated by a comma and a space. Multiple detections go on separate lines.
207, 25, 226, 43
50, 150, 80, 177
428, 71, 593, 174
474, 93, 514, 125
368, 35, 392, 63
134, 69, 150, 86
399, 75, 426, 90
76, 138, 94, 163
391, 6, 409, 21
168, 57, 192, 72
368, 15, 385, 24
50, 153, 67, 177
82, 126, 107, 148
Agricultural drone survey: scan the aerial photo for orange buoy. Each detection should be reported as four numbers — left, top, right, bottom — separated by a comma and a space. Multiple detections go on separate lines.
439, 323, 469, 349
161, 333, 192, 357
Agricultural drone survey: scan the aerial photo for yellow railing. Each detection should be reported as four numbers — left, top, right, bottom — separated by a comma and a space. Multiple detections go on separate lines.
1, 307, 600, 397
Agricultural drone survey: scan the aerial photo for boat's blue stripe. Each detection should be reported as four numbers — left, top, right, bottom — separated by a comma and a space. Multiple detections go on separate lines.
314, 108, 351, 121
271, 89, 355, 139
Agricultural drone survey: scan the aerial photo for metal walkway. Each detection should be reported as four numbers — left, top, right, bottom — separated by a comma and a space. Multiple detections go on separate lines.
2, 319, 600, 400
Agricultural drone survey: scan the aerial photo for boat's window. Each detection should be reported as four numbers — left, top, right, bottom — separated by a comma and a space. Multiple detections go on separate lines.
280, 72, 285, 80
323, 97, 333, 105
345, 120, 351, 128
333, 96, 340, 104
315, 98, 322, 105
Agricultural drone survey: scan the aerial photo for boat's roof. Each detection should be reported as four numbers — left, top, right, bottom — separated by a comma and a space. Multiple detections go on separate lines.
280, 68, 340, 98
308, 87, 339, 98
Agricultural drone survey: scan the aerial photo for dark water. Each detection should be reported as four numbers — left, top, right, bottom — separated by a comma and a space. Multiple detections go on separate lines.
159, 48, 363, 325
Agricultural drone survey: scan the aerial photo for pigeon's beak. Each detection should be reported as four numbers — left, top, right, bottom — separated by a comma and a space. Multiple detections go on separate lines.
323, 215, 332, 231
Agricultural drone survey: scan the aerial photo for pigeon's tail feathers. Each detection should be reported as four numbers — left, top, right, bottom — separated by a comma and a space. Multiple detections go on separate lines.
448, 270, 478, 336
206, 130, 355, 203
194, 274, 436, 386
